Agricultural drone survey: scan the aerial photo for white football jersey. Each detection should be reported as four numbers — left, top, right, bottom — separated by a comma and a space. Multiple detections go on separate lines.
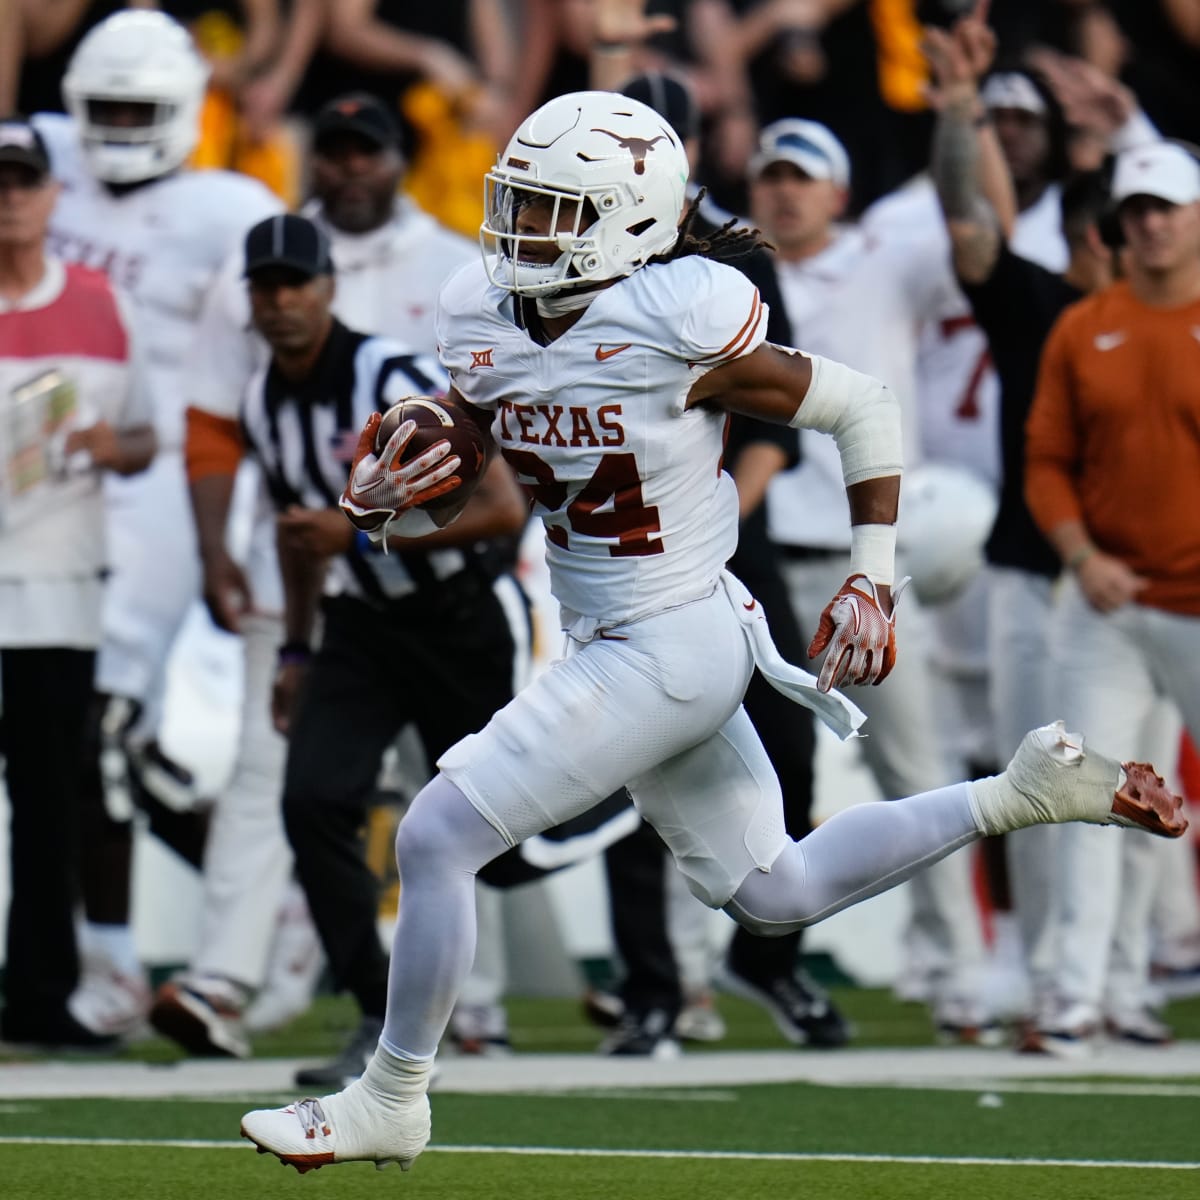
437, 255, 768, 625
33, 113, 282, 450
863, 176, 1067, 485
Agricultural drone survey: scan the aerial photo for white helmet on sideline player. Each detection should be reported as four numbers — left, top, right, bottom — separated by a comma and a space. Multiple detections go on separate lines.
63, 10, 210, 185
897, 464, 998, 605
481, 91, 688, 296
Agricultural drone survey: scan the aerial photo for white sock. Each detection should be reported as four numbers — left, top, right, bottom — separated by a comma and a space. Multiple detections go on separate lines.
968, 723, 1123, 836
363, 1042, 434, 1101
80, 921, 141, 978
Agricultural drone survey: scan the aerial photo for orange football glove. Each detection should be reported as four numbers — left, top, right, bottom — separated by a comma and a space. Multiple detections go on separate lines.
807, 574, 906, 693
338, 412, 462, 533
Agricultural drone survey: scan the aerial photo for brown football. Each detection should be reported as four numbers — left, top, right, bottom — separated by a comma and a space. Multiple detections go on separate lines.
373, 395, 487, 510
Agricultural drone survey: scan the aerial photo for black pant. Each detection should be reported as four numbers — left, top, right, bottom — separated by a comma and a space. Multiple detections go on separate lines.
605, 553, 818, 1014
282, 576, 518, 1018
0, 646, 95, 1027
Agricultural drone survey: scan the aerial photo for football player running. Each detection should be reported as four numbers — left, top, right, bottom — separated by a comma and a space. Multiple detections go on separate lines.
241, 92, 1186, 1174
33, 10, 282, 1037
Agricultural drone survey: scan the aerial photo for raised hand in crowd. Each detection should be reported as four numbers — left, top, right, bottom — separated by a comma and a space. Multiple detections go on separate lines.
593, 0, 678, 47
1023, 45, 1142, 170
921, 0, 995, 114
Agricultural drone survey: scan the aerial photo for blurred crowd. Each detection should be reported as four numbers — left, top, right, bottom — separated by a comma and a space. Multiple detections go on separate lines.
1, 0, 1200, 1075
8, 2, 1200, 223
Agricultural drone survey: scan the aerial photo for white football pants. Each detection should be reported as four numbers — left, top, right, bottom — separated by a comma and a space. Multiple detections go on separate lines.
192, 612, 292, 989
987, 566, 1060, 1007
1049, 577, 1200, 1017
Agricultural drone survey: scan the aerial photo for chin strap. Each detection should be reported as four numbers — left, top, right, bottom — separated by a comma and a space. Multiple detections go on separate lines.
535, 287, 603, 318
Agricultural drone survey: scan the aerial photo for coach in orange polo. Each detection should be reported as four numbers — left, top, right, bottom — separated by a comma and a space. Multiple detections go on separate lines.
1024, 141, 1200, 1055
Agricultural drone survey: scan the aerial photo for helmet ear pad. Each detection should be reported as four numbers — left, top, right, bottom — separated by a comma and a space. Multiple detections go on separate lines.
62, 10, 210, 184
481, 91, 689, 297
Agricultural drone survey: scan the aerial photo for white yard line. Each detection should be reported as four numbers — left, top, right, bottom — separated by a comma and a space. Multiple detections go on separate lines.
2, 1044, 1199, 1099
0, 1135, 1196, 1171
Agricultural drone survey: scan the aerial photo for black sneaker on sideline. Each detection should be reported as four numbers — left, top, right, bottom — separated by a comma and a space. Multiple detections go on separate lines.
599, 1008, 681, 1059
718, 963, 851, 1047
294, 1015, 384, 1088
0, 1006, 120, 1052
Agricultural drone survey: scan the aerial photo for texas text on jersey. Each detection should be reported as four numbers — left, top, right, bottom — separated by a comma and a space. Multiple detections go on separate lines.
437, 254, 767, 625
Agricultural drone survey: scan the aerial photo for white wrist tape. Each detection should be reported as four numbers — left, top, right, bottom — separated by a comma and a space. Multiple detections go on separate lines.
788, 353, 904, 486
850, 523, 896, 586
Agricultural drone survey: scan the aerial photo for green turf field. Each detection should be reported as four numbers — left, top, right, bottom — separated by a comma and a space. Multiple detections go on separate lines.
3, 989, 1198, 1200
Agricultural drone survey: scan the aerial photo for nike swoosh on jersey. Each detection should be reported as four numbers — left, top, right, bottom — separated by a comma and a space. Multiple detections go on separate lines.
1093, 331, 1127, 351
595, 343, 633, 361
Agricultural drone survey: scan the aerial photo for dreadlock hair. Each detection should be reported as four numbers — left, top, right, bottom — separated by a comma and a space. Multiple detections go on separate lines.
647, 190, 774, 267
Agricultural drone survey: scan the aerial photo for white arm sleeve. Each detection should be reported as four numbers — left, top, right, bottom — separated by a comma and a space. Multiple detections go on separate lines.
787, 353, 903, 486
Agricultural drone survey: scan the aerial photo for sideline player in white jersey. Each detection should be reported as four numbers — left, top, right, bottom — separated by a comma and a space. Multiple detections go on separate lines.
748, 117, 994, 1040
32, 9, 281, 1035
240, 91, 1187, 1174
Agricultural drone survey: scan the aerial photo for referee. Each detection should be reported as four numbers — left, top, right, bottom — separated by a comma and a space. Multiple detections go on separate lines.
188, 213, 529, 1081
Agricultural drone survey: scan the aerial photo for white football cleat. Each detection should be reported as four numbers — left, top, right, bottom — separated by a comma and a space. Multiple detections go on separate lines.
970, 721, 1188, 838
240, 1085, 430, 1174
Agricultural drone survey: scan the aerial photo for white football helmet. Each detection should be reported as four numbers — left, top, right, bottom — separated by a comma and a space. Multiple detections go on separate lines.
897, 464, 999, 605
481, 91, 689, 296
63, 11, 210, 184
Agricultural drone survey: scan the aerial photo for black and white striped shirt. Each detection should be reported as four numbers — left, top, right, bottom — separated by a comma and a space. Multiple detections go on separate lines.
239, 319, 474, 603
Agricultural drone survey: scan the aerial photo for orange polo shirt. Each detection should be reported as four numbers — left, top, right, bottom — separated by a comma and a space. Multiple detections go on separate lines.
1025, 279, 1200, 615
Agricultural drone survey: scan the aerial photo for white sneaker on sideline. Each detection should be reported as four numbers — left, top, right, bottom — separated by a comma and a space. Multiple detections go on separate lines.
1106, 1007, 1173, 1047
149, 974, 251, 1058
448, 1003, 511, 1056
1021, 1000, 1100, 1059
241, 1082, 430, 1173
67, 954, 151, 1039
674, 992, 726, 1043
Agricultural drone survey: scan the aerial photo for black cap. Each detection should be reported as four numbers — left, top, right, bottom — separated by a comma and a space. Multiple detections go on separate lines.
0, 116, 51, 176
243, 214, 333, 279
620, 72, 700, 143
313, 93, 402, 153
